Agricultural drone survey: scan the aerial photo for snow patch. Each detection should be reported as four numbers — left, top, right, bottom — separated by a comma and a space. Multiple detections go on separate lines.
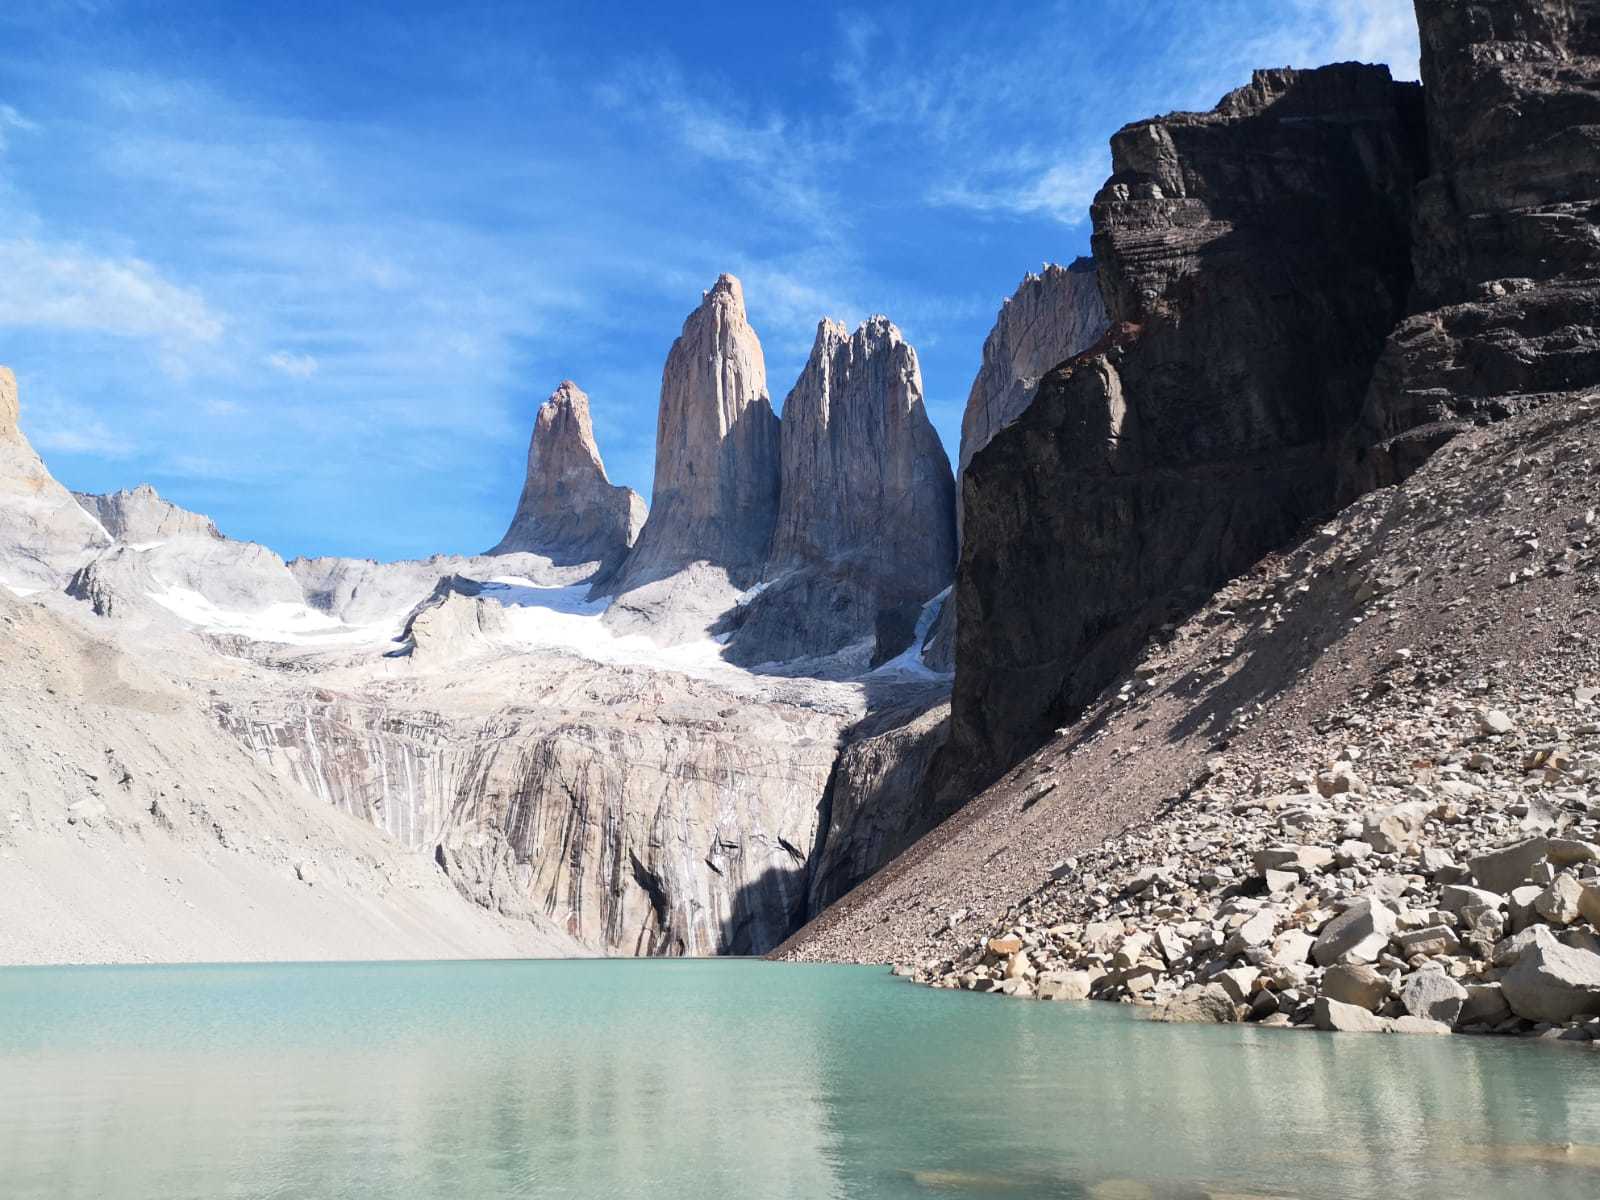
146, 585, 391, 646
478, 580, 737, 677
5, 584, 41, 598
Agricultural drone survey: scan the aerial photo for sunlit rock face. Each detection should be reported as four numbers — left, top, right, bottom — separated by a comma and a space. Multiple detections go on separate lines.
728, 315, 956, 668
603, 274, 782, 640
0, 366, 114, 592
75, 484, 222, 544
489, 380, 645, 570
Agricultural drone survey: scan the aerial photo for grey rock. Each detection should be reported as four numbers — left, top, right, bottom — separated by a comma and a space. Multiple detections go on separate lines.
1501, 928, 1600, 1024
489, 381, 645, 569
1401, 969, 1467, 1025
605, 275, 782, 634
1321, 963, 1391, 1011
1314, 899, 1399, 967
1439, 884, 1504, 916
1314, 995, 1389, 1033
729, 315, 956, 666
1460, 982, 1513, 1027
1154, 983, 1237, 1023
75, 483, 221, 543
1470, 838, 1557, 893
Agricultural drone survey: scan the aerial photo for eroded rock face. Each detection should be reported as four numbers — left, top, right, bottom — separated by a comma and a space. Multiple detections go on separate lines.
489, 381, 645, 568
728, 316, 956, 666
1349, 0, 1600, 488
75, 484, 222, 544
605, 275, 781, 635
0, 367, 113, 591
217, 660, 856, 955
944, 65, 1427, 788
957, 260, 1109, 537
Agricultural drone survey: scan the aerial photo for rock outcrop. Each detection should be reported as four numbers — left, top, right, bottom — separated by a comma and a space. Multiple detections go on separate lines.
1349, 0, 1600, 488
925, 261, 1110, 669
75, 484, 222, 544
488, 381, 645, 569
956, 260, 1109, 536
943, 64, 1428, 790
604, 275, 781, 638
728, 316, 957, 667
0, 367, 113, 591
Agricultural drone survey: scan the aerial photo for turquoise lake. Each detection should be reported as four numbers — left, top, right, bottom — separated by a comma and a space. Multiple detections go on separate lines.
1, 959, 1597, 1199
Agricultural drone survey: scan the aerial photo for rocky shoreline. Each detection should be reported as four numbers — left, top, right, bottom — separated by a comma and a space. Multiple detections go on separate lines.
907, 665, 1600, 1044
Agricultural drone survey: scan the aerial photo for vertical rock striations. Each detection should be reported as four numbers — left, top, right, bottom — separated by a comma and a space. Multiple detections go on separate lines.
957, 259, 1109, 536
1349, 0, 1600, 487
728, 316, 957, 666
604, 274, 781, 637
489, 380, 645, 569
0, 366, 114, 591
944, 65, 1428, 791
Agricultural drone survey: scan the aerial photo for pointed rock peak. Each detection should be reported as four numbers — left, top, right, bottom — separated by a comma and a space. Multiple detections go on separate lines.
530, 380, 610, 482
704, 272, 745, 310
604, 273, 782, 613
0, 366, 17, 438
490, 380, 644, 567
726, 313, 956, 665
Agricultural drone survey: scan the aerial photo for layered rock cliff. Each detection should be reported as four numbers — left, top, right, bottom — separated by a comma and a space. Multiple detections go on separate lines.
728, 316, 956, 667
604, 275, 781, 638
489, 380, 645, 568
1349, 0, 1600, 486
944, 64, 1428, 791
0, 368, 113, 592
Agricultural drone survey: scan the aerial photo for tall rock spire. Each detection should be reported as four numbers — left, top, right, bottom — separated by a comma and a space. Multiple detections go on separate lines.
0, 366, 114, 591
603, 274, 781, 634
490, 380, 645, 568
728, 315, 956, 666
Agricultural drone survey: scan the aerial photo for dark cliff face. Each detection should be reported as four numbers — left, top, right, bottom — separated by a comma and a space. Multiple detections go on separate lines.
943, 64, 1428, 789
1350, 0, 1600, 486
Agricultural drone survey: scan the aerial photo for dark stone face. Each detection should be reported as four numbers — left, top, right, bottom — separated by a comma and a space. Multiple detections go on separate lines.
940, 2, 1600, 802
940, 64, 1428, 792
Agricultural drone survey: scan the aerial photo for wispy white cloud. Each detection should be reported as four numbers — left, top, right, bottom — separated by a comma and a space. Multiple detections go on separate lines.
0, 103, 36, 150
265, 350, 318, 379
0, 237, 223, 343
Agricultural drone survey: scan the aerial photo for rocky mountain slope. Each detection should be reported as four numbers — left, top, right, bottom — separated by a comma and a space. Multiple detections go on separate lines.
0, 583, 585, 964
1, 271, 959, 963
783, 0, 1600, 1040
0, 367, 111, 593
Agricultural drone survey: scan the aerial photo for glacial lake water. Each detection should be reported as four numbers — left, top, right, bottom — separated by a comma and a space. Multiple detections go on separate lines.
2, 960, 1598, 1199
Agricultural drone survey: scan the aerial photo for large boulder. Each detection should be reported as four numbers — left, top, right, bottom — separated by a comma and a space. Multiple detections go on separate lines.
489, 380, 645, 570
1500, 927, 1600, 1024
1313, 899, 1399, 967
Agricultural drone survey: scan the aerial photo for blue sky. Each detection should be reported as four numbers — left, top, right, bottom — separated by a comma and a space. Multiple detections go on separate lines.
0, 1, 1419, 561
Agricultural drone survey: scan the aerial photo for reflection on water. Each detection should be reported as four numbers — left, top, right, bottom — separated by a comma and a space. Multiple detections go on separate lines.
0, 960, 1596, 1199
